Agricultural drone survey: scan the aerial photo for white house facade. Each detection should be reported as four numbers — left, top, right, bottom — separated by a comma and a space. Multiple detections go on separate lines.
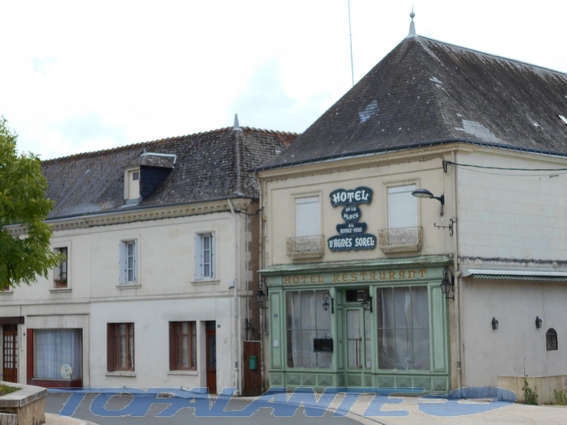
0, 122, 296, 395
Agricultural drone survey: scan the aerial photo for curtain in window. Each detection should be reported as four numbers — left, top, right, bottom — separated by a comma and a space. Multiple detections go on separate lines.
378, 286, 429, 370
34, 329, 82, 380
286, 290, 331, 368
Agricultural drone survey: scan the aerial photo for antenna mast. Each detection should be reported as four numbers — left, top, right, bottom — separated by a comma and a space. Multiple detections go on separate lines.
348, 0, 354, 87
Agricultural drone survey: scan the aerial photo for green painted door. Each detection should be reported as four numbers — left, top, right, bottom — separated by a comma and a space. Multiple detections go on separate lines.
344, 308, 372, 387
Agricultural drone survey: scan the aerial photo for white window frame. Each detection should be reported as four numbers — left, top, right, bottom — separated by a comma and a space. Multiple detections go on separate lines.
53, 247, 69, 288
294, 195, 321, 237
119, 240, 138, 284
195, 233, 215, 281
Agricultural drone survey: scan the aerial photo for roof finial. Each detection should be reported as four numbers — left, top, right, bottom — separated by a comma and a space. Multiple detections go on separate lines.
233, 114, 241, 131
407, 6, 416, 38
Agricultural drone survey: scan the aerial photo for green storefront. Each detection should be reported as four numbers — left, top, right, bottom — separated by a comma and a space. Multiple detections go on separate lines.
260, 255, 452, 392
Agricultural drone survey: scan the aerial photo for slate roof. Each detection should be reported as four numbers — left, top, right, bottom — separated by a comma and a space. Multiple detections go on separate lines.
257, 34, 567, 170
41, 127, 297, 219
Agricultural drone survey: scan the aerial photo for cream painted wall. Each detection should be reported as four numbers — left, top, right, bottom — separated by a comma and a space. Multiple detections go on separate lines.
461, 279, 567, 387
262, 154, 452, 267
456, 150, 567, 261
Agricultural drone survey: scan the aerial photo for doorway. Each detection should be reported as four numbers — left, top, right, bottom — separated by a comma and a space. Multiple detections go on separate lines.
2, 324, 18, 383
205, 321, 217, 394
344, 307, 372, 387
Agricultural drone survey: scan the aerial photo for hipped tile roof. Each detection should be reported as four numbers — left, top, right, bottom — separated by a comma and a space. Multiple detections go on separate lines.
41, 127, 297, 219
258, 35, 567, 170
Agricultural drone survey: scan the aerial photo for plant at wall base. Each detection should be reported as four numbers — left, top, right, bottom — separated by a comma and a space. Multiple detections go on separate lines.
553, 380, 567, 406
522, 375, 539, 405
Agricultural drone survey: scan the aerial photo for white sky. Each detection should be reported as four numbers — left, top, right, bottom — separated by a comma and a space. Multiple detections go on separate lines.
1, 0, 566, 160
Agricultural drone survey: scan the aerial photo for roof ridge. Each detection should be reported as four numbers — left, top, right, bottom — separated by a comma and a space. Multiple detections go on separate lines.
42, 126, 299, 163
415, 35, 567, 76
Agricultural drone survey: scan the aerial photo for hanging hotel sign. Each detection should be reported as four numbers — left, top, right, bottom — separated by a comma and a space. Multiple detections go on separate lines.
328, 187, 377, 251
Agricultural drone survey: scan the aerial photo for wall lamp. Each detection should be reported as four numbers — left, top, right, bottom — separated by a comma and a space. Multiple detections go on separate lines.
491, 317, 499, 330
412, 188, 445, 216
440, 267, 455, 300
535, 316, 542, 329
361, 295, 373, 312
256, 280, 269, 309
322, 292, 334, 313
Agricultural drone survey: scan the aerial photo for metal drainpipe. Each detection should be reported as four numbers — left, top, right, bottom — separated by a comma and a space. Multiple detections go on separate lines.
450, 150, 463, 393
228, 198, 242, 396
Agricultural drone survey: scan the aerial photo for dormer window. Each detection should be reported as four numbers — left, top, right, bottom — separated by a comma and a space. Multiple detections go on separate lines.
124, 168, 141, 205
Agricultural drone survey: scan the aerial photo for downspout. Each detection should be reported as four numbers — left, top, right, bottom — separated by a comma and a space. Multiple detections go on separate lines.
450, 150, 463, 393
228, 198, 242, 396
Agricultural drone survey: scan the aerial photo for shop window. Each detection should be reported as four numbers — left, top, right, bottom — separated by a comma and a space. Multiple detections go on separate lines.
53, 247, 68, 288
107, 323, 135, 371
119, 240, 138, 284
195, 233, 214, 280
169, 321, 197, 370
34, 329, 82, 380
546, 328, 558, 351
377, 286, 430, 370
286, 290, 331, 368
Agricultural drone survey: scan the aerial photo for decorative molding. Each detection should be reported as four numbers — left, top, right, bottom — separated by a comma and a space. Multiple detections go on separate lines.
6, 199, 252, 235
286, 236, 325, 259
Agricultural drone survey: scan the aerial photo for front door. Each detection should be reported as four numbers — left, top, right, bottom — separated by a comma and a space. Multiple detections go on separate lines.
205, 321, 217, 394
345, 308, 372, 387
3, 325, 18, 383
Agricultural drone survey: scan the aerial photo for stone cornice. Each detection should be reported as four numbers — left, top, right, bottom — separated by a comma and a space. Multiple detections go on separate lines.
6, 198, 253, 236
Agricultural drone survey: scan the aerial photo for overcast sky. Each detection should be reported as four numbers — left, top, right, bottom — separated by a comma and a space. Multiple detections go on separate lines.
1, 0, 566, 160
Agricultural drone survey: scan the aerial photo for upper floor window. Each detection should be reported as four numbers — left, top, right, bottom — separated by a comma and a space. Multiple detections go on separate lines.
119, 240, 138, 284
295, 196, 320, 237
388, 184, 417, 229
195, 233, 214, 280
54, 247, 68, 288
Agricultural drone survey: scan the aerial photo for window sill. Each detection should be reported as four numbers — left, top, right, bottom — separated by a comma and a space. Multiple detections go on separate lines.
191, 279, 220, 286
106, 371, 136, 377
168, 370, 198, 376
117, 283, 141, 290
49, 288, 72, 293
0, 290, 13, 295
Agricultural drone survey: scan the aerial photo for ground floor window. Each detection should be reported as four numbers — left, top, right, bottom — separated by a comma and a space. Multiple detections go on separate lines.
169, 321, 197, 370
107, 323, 135, 371
34, 329, 82, 380
286, 290, 332, 368
377, 286, 430, 370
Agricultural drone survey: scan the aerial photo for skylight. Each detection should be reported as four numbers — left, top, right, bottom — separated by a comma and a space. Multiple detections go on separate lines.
559, 115, 567, 125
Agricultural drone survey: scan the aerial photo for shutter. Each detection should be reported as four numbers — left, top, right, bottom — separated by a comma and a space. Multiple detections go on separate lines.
133, 240, 138, 283
107, 324, 115, 372
119, 242, 126, 284
295, 197, 320, 237
210, 233, 214, 278
388, 185, 417, 229
26, 329, 34, 384
194, 235, 202, 280
169, 322, 176, 371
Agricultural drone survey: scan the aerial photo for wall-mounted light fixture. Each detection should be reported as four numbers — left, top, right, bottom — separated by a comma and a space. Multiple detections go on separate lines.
412, 188, 445, 216
440, 267, 455, 300
361, 294, 373, 312
491, 317, 499, 330
535, 316, 542, 329
322, 292, 334, 313
256, 280, 269, 309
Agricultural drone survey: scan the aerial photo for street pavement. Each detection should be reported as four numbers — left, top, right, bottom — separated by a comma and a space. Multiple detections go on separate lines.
45, 390, 567, 425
